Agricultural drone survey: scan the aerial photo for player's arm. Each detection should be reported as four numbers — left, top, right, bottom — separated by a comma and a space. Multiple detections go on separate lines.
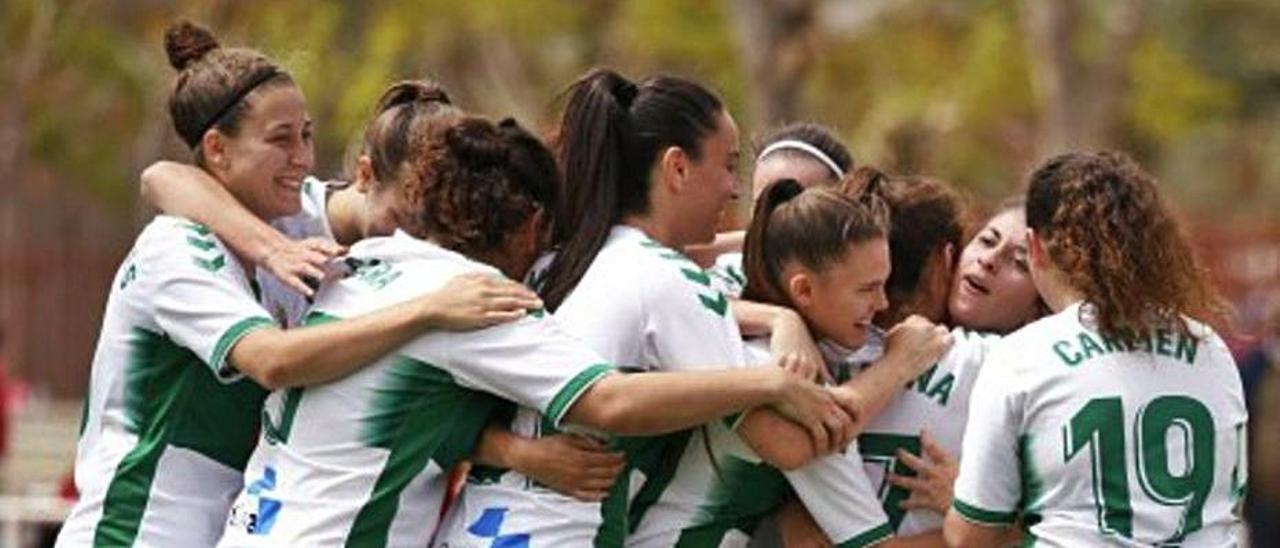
563, 366, 845, 441
943, 513, 1007, 548
140, 161, 342, 296
683, 230, 744, 268
229, 273, 541, 389
833, 316, 953, 431
470, 424, 624, 502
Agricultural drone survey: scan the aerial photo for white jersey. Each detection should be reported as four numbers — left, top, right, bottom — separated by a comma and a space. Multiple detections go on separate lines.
56, 217, 282, 548
833, 328, 998, 539
953, 302, 1248, 546
708, 251, 746, 298
440, 225, 758, 548
258, 176, 335, 327
219, 231, 613, 548
740, 340, 895, 548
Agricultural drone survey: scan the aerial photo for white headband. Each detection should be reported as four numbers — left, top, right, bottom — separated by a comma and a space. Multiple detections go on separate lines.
756, 139, 844, 178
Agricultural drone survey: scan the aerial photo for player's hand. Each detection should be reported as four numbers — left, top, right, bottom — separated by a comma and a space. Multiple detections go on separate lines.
260, 237, 345, 297
419, 273, 543, 331
769, 309, 830, 383
769, 371, 855, 455
824, 384, 866, 448
510, 434, 624, 502
882, 315, 953, 379
888, 430, 958, 515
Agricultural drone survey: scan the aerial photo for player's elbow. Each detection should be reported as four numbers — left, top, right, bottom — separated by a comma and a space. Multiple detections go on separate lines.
228, 330, 293, 391
942, 511, 999, 548
563, 379, 647, 435
139, 161, 178, 204
739, 410, 817, 470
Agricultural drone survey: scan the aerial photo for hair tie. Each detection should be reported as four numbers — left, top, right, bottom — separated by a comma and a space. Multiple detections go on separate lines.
757, 139, 843, 178
187, 67, 280, 149
611, 79, 639, 108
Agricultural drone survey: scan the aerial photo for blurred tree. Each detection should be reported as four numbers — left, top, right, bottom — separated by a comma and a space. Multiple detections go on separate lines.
729, 0, 819, 127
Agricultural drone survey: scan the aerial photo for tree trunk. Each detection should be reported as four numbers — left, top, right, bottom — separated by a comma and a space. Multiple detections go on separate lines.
1024, 0, 1145, 155
729, 0, 819, 128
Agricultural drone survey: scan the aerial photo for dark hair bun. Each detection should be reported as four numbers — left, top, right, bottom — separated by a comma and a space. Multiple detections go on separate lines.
375, 80, 453, 115
445, 118, 510, 169
164, 20, 219, 71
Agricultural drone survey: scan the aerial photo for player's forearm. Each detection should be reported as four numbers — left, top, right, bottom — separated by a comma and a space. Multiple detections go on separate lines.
737, 408, 819, 470
140, 161, 289, 265
839, 353, 919, 432
567, 367, 786, 436
229, 297, 436, 389
730, 299, 799, 338
471, 423, 524, 470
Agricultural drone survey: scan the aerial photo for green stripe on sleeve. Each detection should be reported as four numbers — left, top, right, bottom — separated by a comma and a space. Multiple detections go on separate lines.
836, 522, 893, 548
304, 310, 343, 325
209, 317, 277, 382
545, 363, 615, 428
953, 498, 1018, 526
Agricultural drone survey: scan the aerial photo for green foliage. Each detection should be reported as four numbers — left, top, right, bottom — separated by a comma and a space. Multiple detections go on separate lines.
4, 0, 1279, 216
1128, 38, 1236, 142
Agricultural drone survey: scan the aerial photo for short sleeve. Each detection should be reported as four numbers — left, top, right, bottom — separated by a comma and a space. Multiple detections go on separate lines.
146, 221, 278, 382
403, 311, 615, 429
951, 344, 1025, 526
785, 448, 892, 547
708, 252, 746, 298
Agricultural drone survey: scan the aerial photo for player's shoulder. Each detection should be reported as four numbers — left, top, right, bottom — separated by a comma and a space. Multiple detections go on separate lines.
605, 227, 726, 303
134, 216, 238, 276
320, 231, 496, 313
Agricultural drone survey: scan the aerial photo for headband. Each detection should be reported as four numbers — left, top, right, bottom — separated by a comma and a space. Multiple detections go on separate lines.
756, 139, 844, 178
187, 67, 281, 149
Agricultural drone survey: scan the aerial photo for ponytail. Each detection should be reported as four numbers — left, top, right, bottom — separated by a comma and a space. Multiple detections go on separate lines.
539, 68, 723, 310
741, 180, 888, 307
741, 179, 806, 305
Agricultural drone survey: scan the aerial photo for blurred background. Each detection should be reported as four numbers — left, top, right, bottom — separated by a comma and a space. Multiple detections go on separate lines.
0, 0, 1278, 544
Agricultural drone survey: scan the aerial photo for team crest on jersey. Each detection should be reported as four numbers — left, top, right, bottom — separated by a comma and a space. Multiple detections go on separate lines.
227, 466, 283, 536
464, 507, 530, 548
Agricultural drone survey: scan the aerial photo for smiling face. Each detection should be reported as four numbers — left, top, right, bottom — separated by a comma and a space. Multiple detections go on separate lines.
679, 109, 742, 245
948, 207, 1042, 333
214, 84, 314, 221
788, 237, 891, 349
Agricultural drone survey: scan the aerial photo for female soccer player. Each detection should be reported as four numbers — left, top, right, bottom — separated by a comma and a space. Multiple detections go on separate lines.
216, 114, 842, 547
700, 122, 852, 288
945, 151, 1247, 546
440, 68, 945, 548
56, 23, 537, 548
754, 169, 1047, 547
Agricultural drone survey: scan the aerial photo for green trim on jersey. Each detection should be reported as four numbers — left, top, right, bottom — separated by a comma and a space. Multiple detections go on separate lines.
545, 363, 613, 427
953, 498, 1018, 526
628, 431, 696, 533
1018, 434, 1045, 543
672, 456, 790, 546
209, 316, 276, 381
836, 522, 893, 548
95, 327, 267, 546
346, 356, 503, 547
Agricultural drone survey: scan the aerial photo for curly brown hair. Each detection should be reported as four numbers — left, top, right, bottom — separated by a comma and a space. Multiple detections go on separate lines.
399, 117, 560, 255
1025, 151, 1228, 338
